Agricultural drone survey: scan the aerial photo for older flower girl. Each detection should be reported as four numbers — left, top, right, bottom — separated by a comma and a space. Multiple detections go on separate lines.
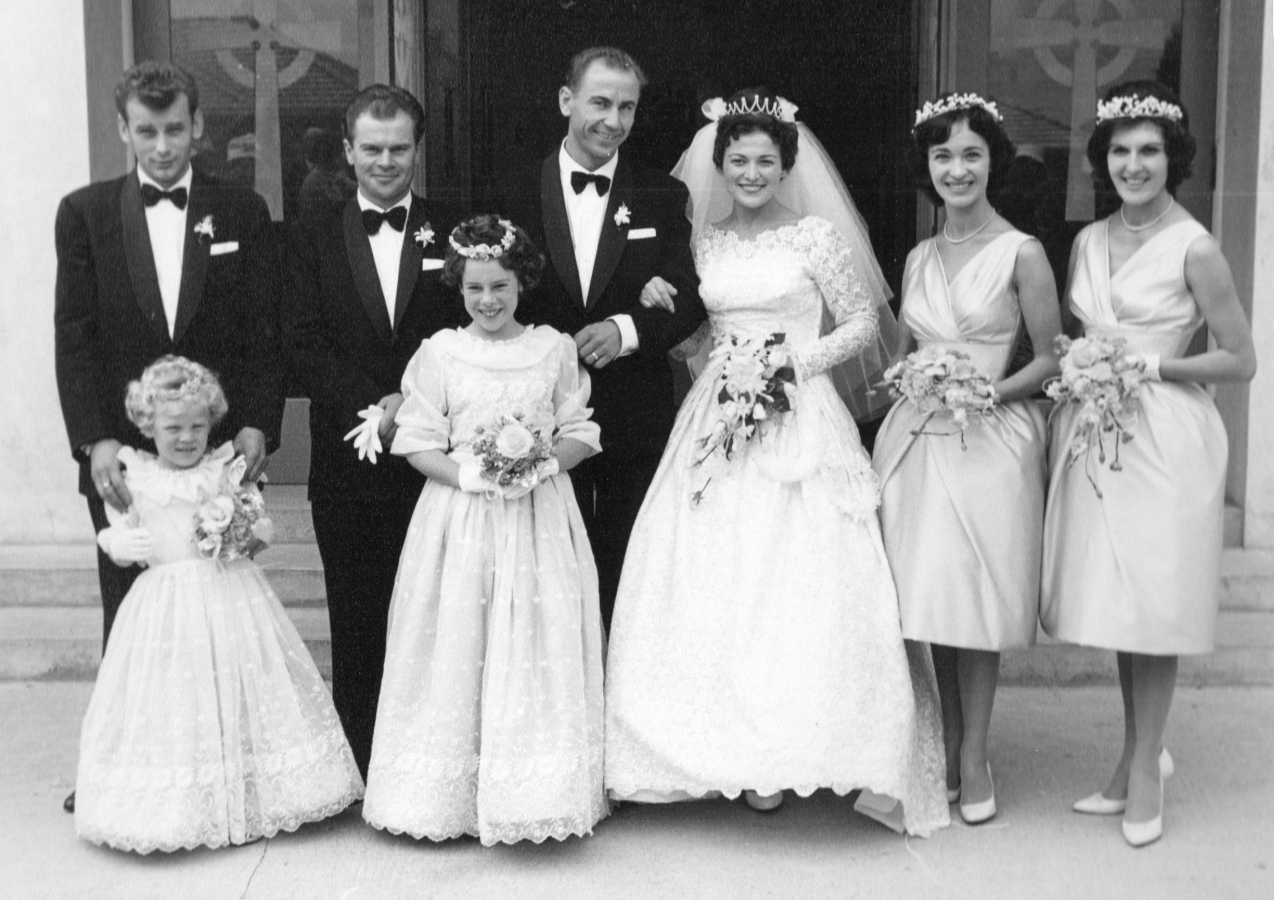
75, 356, 362, 853
361, 215, 607, 845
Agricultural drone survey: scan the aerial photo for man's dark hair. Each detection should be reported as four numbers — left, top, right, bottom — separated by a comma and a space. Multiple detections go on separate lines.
114, 61, 200, 121
343, 84, 426, 145
564, 46, 647, 91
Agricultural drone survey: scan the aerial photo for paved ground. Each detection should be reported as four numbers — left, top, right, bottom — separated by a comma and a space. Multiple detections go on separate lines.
2, 682, 1271, 900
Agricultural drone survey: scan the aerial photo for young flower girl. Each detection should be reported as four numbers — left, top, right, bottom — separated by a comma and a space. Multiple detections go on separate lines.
75, 356, 363, 853
361, 215, 607, 845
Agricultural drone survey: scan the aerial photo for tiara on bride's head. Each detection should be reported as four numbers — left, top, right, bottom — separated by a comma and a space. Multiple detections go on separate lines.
449, 219, 516, 260
913, 93, 1003, 129
1095, 94, 1183, 124
702, 94, 799, 123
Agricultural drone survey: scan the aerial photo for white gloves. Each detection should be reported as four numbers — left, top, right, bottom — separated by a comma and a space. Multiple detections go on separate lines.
503, 458, 559, 500
458, 463, 500, 495
344, 406, 385, 464
98, 526, 154, 565
1140, 353, 1162, 382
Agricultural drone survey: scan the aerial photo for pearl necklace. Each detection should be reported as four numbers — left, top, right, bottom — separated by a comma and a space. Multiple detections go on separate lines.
1120, 198, 1174, 233
943, 210, 996, 244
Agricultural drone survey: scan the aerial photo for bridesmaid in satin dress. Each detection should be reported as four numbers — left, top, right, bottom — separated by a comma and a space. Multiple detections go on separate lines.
1041, 81, 1255, 847
873, 93, 1061, 825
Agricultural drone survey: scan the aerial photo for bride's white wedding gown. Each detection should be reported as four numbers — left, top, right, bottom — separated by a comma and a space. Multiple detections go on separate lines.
603, 216, 949, 836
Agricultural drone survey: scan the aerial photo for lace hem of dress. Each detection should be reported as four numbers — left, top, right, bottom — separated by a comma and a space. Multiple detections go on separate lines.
365, 813, 607, 847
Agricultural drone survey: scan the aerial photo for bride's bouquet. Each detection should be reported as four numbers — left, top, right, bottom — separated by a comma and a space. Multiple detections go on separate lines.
880, 346, 998, 448
471, 412, 554, 490
193, 455, 273, 561
1044, 335, 1150, 496
691, 332, 796, 505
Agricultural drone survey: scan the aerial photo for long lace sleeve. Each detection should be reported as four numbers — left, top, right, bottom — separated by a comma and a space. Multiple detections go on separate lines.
793, 218, 880, 380
391, 340, 451, 455
551, 335, 602, 454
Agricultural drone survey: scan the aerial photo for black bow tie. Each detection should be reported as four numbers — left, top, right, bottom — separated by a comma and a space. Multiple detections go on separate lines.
362, 206, 408, 235
140, 184, 188, 210
570, 171, 612, 196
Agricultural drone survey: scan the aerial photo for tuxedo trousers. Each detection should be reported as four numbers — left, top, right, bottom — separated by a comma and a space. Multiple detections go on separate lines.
571, 452, 661, 632
87, 495, 142, 652
311, 494, 417, 778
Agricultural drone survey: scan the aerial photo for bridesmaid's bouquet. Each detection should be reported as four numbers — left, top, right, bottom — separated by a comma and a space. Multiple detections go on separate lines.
1044, 335, 1150, 495
691, 332, 797, 505
193, 455, 273, 561
471, 412, 553, 489
880, 347, 998, 448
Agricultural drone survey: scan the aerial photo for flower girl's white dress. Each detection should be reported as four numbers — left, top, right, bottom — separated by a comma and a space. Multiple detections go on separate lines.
75, 443, 363, 853
362, 325, 608, 845
604, 218, 949, 836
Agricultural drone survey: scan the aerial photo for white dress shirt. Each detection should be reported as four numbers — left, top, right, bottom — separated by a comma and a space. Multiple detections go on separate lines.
358, 190, 411, 326
138, 167, 192, 338
557, 143, 638, 354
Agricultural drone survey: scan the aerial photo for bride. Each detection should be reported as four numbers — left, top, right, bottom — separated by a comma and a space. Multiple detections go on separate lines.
603, 88, 949, 835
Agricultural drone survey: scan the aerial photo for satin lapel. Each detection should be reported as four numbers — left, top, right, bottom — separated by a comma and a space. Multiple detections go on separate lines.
587, 156, 630, 309
342, 199, 393, 345
119, 175, 171, 345
392, 195, 426, 336
171, 174, 210, 346
540, 156, 584, 309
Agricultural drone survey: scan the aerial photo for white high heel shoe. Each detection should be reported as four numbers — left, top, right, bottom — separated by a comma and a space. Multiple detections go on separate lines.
1073, 747, 1174, 816
744, 790, 784, 812
1121, 780, 1164, 848
959, 764, 996, 825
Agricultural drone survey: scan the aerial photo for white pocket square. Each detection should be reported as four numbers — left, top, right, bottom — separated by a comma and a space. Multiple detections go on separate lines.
421, 258, 446, 271
627, 228, 657, 240
209, 241, 239, 256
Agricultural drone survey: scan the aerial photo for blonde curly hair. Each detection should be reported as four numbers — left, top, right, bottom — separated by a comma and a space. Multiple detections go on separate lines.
125, 355, 228, 437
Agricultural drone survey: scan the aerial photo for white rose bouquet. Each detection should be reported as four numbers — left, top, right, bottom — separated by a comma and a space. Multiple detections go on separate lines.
880, 346, 998, 448
471, 412, 554, 491
1044, 334, 1150, 495
193, 455, 273, 560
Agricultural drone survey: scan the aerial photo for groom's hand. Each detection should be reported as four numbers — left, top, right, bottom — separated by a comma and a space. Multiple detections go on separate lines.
639, 276, 678, 313
575, 322, 622, 369
233, 428, 269, 482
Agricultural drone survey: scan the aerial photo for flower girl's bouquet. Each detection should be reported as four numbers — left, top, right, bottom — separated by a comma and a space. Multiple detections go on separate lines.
880, 346, 998, 448
193, 455, 273, 561
471, 413, 554, 491
1044, 335, 1150, 495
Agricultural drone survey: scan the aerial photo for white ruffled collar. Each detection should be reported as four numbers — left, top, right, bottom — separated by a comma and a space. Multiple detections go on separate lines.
119, 442, 236, 504
431, 324, 563, 369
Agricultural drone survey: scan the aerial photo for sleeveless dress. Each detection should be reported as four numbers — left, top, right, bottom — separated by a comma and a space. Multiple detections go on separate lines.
1041, 219, 1227, 654
362, 325, 608, 845
603, 217, 949, 837
75, 444, 363, 853
873, 231, 1047, 650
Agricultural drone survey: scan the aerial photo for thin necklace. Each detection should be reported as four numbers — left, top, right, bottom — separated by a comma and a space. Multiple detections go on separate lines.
1121, 198, 1174, 232
944, 209, 996, 244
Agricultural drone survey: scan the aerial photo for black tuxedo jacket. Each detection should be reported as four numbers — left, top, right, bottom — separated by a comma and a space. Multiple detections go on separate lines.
491, 152, 705, 458
54, 170, 284, 496
285, 194, 469, 503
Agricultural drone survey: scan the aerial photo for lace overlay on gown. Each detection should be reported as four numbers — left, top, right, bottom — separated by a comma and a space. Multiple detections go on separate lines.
75, 445, 363, 854
363, 326, 608, 845
604, 217, 950, 836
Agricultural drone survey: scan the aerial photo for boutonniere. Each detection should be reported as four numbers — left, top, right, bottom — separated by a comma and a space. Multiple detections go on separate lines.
193, 215, 216, 243
614, 204, 631, 227
414, 224, 435, 248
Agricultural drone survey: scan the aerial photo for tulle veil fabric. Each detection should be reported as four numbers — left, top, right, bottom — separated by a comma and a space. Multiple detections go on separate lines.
671, 117, 900, 419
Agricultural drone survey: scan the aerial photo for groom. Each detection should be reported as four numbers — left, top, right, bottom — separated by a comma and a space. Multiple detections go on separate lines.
493, 47, 704, 629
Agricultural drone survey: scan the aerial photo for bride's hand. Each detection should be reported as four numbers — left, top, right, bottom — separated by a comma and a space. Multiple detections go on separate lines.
639, 276, 678, 312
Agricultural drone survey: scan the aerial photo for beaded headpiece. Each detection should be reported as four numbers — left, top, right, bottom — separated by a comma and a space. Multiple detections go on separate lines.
913, 93, 1003, 130
702, 94, 799, 123
449, 219, 516, 261
143, 360, 217, 405
1095, 94, 1183, 124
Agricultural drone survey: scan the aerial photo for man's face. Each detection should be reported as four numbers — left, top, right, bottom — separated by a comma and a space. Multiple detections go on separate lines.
118, 94, 203, 189
559, 61, 641, 171
344, 110, 418, 209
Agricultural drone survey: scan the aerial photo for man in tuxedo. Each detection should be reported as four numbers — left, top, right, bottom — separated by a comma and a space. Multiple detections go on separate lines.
54, 61, 283, 811
493, 47, 705, 629
284, 84, 468, 777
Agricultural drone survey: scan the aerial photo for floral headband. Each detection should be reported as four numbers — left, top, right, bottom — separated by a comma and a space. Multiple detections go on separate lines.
913, 93, 1003, 129
449, 219, 516, 260
143, 362, 216, 405
1095, 94, 1183, 124
702, 94, 799, 123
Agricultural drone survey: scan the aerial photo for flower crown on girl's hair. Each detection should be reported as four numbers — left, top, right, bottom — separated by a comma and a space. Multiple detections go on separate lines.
913, 93, 1003, 130
125, 355, 228, 437
448, 218, 516, 260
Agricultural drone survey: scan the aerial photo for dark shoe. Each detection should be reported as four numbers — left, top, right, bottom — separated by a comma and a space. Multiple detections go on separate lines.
63, 791, 75, 813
